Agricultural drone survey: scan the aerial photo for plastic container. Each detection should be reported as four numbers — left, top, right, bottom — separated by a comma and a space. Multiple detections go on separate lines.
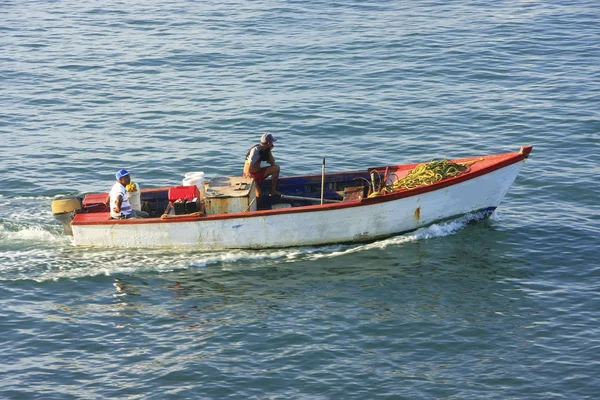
182, 171, 205, 199
184, 171, 204, 179
128, 185, 142, 211
169, 185, 200, 203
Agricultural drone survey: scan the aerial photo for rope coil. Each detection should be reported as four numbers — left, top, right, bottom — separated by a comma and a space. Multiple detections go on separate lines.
368, 159, 473, 198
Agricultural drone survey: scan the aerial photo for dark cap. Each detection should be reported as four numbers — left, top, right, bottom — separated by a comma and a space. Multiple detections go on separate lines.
260, 133, 277, 144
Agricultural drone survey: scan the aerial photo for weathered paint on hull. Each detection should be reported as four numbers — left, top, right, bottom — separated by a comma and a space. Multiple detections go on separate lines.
71, 161, 524, 249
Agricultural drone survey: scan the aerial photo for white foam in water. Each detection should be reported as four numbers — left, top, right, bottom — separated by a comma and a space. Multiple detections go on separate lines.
0, 196, 76, 256
489, 210, 503, 221
216, 211, 491, 266
306, 211, 492, 260
1, 225, 68, 244
0, 208, 493, 281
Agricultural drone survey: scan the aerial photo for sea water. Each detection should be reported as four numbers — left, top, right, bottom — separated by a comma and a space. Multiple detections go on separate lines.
1, 1, 599, 398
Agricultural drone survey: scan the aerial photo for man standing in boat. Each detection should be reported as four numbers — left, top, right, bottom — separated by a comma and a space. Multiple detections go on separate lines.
105, 169, 149, 219
243, 133, 281, 196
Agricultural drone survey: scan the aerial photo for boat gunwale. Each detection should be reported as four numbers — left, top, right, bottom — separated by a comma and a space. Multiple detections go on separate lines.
71, 146, 532, 226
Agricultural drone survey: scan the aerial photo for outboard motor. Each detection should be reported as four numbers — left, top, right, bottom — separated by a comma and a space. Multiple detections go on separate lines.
51, 195, 83, 235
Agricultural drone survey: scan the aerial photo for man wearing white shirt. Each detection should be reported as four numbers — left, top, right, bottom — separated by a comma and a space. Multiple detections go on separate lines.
106, 169, 149, 219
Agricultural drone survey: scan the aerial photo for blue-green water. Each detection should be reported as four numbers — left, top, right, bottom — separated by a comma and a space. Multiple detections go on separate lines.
1, 1, 599, 398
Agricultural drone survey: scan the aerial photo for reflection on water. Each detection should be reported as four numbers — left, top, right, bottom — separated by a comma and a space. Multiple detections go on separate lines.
121, 222, 533, 332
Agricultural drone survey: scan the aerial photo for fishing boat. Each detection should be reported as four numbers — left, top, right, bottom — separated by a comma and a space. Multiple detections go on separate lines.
51, 145, 533, 249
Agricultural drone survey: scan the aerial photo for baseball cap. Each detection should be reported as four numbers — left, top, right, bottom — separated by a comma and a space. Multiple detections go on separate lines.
116, 169, 131, 180
260, 133, 277, 144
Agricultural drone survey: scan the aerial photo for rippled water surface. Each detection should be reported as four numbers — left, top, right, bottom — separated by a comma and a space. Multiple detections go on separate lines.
1, 1, 599, 398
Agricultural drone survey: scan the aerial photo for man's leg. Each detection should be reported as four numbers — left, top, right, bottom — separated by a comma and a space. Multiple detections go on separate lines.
130, 210, 149, 218
264, 165, 281, 195
250, 170, 265, 198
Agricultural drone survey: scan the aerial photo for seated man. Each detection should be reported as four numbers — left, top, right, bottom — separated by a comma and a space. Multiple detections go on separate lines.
105, 169, 149, 219
243, 133, 281, 196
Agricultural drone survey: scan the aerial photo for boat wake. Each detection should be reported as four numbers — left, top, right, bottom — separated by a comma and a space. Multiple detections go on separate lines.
0, 210, 495, 282
0, 223, 69, 245
304, 209, 496, 260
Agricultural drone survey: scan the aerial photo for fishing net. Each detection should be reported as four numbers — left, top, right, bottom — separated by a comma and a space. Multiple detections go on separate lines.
368, 159, 471, 198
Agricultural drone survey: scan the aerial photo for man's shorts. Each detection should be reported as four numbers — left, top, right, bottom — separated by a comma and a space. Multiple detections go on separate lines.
249, 168, 268, 185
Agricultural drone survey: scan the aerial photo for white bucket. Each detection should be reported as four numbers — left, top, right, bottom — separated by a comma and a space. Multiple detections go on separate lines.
184, 171, 204, 179
128, 187, 141, 211
182, 171, 205, 199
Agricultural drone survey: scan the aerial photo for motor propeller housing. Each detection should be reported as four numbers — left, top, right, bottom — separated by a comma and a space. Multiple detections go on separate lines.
51, 196, 83, 235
